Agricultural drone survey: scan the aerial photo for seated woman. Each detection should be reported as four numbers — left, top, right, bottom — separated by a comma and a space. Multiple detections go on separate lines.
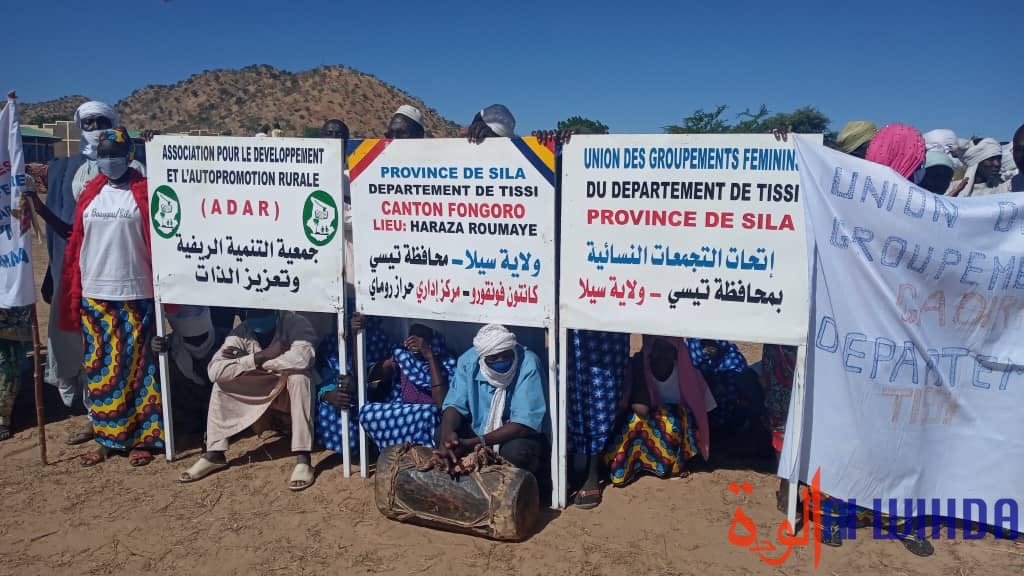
314, 312, 392, 453
686, 339, 769, 455
604, 336, 706, 486
359, 323, 457, 449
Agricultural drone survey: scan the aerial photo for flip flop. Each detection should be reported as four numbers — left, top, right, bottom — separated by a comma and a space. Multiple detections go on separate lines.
128, 449, 154, 467
80, 448, 108, 468
289, 463, 315, 492
0, 425, 11, 442
574, 488, 602, 510
179, 457, 228, 483
899, 535, 934, 557
820, 523, 843, 547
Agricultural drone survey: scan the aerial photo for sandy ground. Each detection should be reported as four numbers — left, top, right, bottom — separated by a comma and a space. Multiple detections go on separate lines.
3, 215, 1022, 576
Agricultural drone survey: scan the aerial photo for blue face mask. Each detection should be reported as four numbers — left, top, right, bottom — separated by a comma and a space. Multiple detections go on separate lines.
97, 157, 128, 180
488, 358, 514, 374
247, 314, 277, 335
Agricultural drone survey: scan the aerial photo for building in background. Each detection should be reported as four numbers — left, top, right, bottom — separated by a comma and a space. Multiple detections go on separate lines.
21, 126, 61, 163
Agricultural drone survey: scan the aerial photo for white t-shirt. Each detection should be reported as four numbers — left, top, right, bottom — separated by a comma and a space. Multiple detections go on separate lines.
80, 183, 153, 300
653, 366, 681, 405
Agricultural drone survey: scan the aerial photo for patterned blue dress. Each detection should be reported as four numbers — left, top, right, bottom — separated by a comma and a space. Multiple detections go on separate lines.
358, 334, 457, 449
685, 339, 748, 428
566, 329, 632, 455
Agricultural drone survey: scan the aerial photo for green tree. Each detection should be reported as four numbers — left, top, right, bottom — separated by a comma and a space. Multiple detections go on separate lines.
665, 105, 831, 137
556, 116, 609, 134
302, 127, 320, 138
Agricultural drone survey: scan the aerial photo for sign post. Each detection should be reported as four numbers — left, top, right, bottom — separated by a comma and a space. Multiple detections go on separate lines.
147, 135, 345, 462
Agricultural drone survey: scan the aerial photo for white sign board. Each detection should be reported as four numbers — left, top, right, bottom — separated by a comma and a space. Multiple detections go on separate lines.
560, 134, 815, 344
349, 137, 557, 328
147, 135, 344, 312
783, 136, 1024, 518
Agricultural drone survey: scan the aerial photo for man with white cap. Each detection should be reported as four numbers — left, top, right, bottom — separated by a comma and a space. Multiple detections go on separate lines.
385, 105, 425, 139
44, 101, 146, 445
436, 324, 548, 479
467, 104, 516, 144
947, 138, 1010, 197
151, 306, 217, 436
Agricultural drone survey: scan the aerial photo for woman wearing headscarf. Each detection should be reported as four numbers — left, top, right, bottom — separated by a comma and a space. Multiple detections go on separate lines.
603, 337, 707, 486
946, 138, 1009, 197
59, 127, 164, 467
356, 324, 457, 449
686, 339, 765, 441
865, 123, 927, 182
835, 121, 876, 158
436, 324, 548, 480
920, 150, 956, 195
45, 101, 145, 446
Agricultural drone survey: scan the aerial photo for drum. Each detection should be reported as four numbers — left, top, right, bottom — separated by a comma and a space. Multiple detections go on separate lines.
374, 443, 539, 541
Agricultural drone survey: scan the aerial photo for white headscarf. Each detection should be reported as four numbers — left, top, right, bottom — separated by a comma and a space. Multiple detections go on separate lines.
74, 101, 119, 160
473, 324, 519, 438
961, 138, 1003, 168
168, 306, 215, 385
923, 129, 957, 154
1001, 142, 1018, 182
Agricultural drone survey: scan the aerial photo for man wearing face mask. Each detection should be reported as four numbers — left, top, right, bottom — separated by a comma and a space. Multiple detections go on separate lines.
436, 324, 549, 482
44, 102, 145, 446
59, 128, 164, 467
179, 309, 319, 491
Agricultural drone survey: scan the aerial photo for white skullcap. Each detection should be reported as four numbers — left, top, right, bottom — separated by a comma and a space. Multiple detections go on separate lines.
74, 101, 118, 129
923, 129, 957, 154
395, 104, 424, 128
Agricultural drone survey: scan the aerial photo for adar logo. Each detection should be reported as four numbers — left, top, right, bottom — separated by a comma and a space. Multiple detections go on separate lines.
303, 190, 338, 246
151, 185, 181, 239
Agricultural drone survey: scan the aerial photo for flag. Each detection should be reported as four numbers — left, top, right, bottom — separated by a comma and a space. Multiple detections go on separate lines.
0, 95, 36, 307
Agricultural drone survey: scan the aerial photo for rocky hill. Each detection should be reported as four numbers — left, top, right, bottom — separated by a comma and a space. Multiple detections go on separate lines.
18, 65, 460, 138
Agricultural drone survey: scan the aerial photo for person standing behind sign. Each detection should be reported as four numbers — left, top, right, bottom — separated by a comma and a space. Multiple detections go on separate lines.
46, 102, 146, 447
1012, 124, 1024, 192
948, 138, 1011, 197
385, 105, 426, 139
834, 121, 876, 158
59, 128, 164, 467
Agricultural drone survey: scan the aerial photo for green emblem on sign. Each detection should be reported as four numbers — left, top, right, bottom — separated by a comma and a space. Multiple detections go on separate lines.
151, 185, 181, 239
302, 190, 338, 246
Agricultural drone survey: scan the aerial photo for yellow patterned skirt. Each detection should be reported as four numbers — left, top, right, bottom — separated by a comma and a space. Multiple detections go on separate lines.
604, 404, 698, 486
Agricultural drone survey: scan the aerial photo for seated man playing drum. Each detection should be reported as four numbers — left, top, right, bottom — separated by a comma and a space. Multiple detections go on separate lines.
434, 324, 549, 482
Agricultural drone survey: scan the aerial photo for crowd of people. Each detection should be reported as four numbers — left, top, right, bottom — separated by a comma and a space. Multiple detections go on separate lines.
1, 96, 1021, 554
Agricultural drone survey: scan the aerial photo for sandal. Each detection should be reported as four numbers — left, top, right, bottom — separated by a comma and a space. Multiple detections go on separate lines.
128, 449, 154, 467
179, 456, 227, 483
574, 488, 603, 510
899, 535, 934, 557
289, 463, 315, 492
0, 425, 11, 442
820, 523, 843, 547
80, 448, 108, 468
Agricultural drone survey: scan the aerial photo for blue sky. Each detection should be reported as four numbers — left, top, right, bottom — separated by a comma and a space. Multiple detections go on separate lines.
9, 0, 1022, 140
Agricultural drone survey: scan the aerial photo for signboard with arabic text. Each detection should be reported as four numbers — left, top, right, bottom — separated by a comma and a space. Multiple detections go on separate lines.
147, 135, 344, 312
348, 137, 556, 327
559, 134, 816, 344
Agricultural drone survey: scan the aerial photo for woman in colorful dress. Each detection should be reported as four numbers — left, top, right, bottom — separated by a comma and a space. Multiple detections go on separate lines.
604, 336, 706, 486
358, 324, 457, 449
59, 128, 164, 467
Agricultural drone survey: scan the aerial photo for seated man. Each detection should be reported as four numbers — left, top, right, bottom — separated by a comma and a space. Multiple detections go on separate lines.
436, 324, 548, 481
178, 309, 318, 491
359, 323, 457, 449
151, 306, 216, 437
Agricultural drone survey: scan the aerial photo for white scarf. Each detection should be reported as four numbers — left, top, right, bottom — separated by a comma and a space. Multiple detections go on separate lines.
473, 324, 519, 440
168, 306, 215, 385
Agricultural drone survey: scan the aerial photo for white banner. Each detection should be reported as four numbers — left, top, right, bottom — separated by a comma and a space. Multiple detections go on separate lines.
559, 134, 814, 344
147, 135, 344, 312
0, 96, 35, 308
786, 135, 1024, 517
349, 137, 556, 328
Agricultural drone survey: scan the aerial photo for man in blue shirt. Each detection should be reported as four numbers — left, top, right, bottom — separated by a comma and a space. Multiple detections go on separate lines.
438, 324, 549, 480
